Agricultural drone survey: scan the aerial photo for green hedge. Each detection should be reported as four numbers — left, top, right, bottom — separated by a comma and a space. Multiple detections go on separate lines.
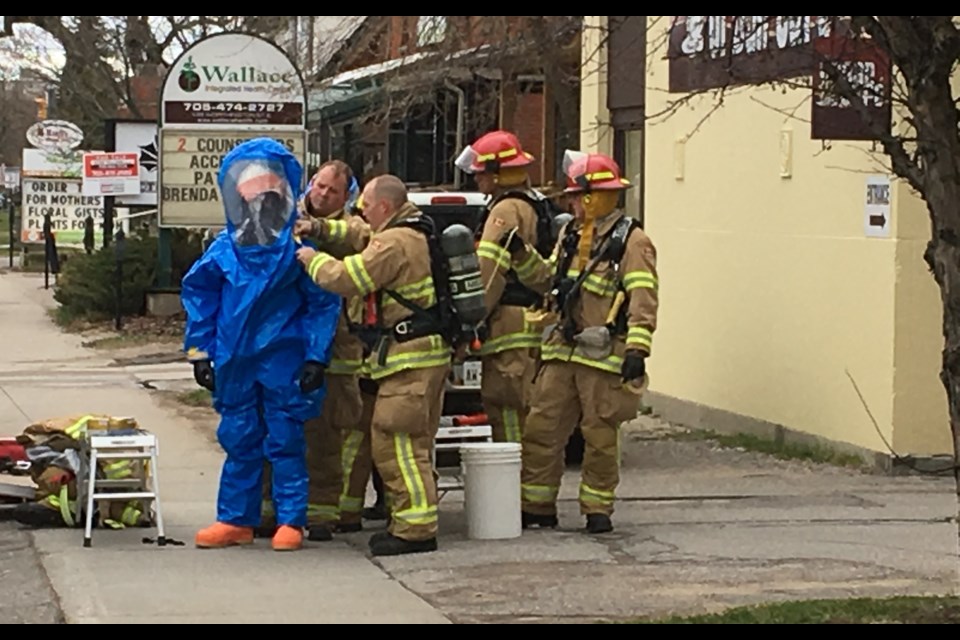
53, 235, 158, 321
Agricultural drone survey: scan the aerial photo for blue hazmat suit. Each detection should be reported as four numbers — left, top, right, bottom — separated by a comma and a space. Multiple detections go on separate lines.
180, 138, 341, 529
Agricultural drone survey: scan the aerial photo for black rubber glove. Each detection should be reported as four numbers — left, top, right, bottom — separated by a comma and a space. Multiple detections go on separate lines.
299, 361, 326, 394
193, 360, 215, 392
621, 352, 646, 383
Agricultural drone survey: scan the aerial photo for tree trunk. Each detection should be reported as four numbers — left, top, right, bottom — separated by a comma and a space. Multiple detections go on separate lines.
919, 123, 960, 579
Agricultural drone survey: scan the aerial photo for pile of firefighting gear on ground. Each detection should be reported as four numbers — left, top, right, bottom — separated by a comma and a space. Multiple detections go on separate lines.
0, 415, 153, 530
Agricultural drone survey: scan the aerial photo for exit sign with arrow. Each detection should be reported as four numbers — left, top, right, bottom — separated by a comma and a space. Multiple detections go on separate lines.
864, 175, 891, 239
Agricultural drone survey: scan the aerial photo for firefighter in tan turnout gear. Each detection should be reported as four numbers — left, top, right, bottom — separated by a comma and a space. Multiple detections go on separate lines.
260, 160, 365, 542
295, 189, 387, 533
506, 150, 659, 534
295, 174, 453, 557
454, 130, 544, 445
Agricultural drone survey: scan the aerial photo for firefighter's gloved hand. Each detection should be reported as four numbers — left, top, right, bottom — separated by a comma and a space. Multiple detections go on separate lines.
193, 360, 215, 392
299, 361, 325, 394
621, 352, 646, 383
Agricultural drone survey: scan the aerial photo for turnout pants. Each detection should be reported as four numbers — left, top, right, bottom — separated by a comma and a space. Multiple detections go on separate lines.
521, 361, 640, 517
371, 365, 449, 541
338, 381, 378, 525
481, 347, 535, 444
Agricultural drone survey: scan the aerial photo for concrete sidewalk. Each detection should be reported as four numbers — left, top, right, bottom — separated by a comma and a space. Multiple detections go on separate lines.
0, 272, 450, 624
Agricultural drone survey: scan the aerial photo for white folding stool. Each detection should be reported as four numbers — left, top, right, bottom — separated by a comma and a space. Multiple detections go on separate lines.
81, 431, 166, 548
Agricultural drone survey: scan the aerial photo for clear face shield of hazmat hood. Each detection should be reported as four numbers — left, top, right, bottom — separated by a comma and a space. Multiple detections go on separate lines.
221, 159, 296, 248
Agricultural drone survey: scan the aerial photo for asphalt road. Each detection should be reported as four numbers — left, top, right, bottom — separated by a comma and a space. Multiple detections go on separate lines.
0, 522, 64, 623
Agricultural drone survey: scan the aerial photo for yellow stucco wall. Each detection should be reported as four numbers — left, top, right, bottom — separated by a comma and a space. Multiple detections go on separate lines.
579, 16, 950, 455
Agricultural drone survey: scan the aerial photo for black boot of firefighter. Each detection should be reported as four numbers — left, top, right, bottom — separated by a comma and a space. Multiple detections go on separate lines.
307, 524, 333, 542
521, 512, 558, 530
13, 502, 69, 528
586, 514, 613, 534
369, 532, 437, 557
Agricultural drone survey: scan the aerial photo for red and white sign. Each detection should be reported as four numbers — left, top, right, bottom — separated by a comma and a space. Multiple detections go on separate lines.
82, 152, 141, 196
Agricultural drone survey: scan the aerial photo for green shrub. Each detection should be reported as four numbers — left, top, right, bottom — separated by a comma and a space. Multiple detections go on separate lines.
53, 235, 158, 320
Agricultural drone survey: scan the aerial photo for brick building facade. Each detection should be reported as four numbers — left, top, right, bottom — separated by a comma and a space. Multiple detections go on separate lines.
307, 16, 581, 188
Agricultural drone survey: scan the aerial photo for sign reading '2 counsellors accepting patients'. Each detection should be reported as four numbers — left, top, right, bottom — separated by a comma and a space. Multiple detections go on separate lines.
159, 32, 307, 228
160, 130, 306, 227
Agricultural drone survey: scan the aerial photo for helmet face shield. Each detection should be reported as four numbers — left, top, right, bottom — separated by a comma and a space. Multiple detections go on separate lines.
562, 149, 590, 192
221, 159, 295, 247
455, 145, 480, 174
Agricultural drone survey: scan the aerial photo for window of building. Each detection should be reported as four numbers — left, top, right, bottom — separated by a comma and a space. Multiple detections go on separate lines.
417, 16, 447, 47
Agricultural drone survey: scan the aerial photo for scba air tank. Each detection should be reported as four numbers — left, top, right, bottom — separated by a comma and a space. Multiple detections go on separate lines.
439, 224, 487, 327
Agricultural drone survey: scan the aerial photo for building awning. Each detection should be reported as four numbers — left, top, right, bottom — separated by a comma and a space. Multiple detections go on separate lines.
307, 45, 492, 123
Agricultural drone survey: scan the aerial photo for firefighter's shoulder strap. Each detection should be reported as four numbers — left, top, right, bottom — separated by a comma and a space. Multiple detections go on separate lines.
381, 214, 458, 346
556, 215, 638, 330
607, 215, 641, 272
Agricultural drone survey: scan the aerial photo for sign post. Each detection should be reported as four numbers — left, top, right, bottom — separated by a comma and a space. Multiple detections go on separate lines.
158, 32, 308, 287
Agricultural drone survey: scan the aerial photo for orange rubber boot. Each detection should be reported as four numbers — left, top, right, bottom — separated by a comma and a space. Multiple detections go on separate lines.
272, 525, 304, 552
195, 522, 254, 549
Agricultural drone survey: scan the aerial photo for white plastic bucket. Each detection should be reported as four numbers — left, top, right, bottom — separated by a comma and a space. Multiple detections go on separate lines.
460, 442, 522, 540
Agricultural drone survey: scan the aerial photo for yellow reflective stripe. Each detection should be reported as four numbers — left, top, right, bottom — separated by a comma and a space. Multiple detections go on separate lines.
478, 147, 519, 162
565, 269, 617, 297
477, 240, 511, 271
514, 250, 541, 280
479, 331, 541, 355
121, 503, 142, 526
383, 276, 436, 307
503, 408, 521, 444
308, 252, 334, 281
393, 433, 436, 526
586, 170, 615, 181
627, 327, 653, 350
623, 270, 658, 291
339, 431, 365, 514
307, 504, 340, 522
328, 358, 364, 375
579, 483, 615, 505
368, 337, 451, 380
343, 255, 376, 295
521, 484, 559, 504
340, 496, 364, 512
104, 460, 134, 479
327, 219, 349, 243
59, 484, 75, 526
64, 415, 95, 438
541, 343, 623, 375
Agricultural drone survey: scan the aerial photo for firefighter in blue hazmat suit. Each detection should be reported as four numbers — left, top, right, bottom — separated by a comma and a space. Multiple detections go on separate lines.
180, 137, 341, 552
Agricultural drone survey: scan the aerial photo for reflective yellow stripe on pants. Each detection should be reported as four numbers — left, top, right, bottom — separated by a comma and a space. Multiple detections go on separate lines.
579, 483, 615, 509
521, 483, 559, 507
393, 434, 437, 527
339, 430, 365, 514
503, 407, 521, 444
44, 484, 76, 527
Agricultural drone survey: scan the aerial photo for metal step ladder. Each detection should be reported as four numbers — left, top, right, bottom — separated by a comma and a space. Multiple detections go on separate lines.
80, 432, 166, 548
